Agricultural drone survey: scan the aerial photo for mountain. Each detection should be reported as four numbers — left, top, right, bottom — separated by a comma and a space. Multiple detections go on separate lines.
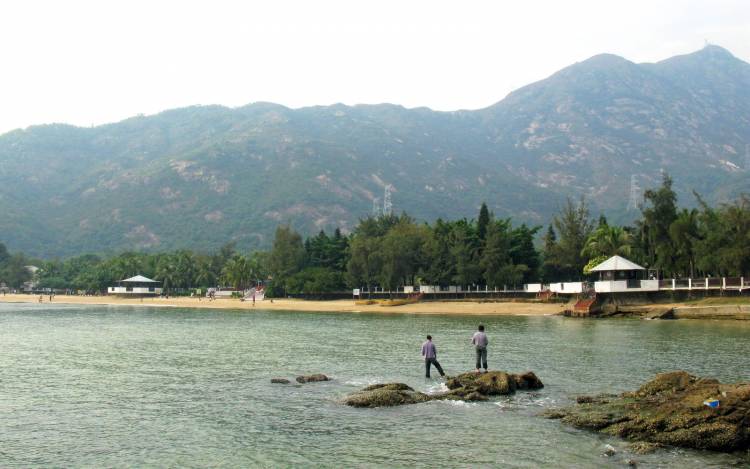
1, 45, 749, 257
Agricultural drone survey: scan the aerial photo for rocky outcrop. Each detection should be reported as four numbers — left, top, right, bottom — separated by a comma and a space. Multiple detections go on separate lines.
296, 374, 330, 383
271, 378, 291, 384
343, 371, 543, 408
342, 383, 432, 408
544, 371, 750, 453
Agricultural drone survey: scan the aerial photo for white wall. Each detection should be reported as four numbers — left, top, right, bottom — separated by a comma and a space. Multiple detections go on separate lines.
549, 282, 584, 294
108, 287, 162, 295
594, 280, 659, 293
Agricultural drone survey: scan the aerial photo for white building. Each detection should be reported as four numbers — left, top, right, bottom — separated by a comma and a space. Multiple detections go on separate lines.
591, 255, 658, 293
108, 275, 162, 296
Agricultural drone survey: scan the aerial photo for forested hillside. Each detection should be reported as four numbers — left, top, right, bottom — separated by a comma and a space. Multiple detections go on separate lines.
1, 45, 748, 257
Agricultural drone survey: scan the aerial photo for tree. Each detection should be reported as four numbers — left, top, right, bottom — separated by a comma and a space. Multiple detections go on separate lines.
551, 197, 593, 280
669, 209, 699, 277
155, 256, 179, 293
347, 235, 383, 294
194, 255, 216, 288
582, 225, 634, 259
0, 242, 10, 265
540, 225, 562, 282
0, 254, 32, 288
378, 220, 429, 290
422, 219, 455, 286
450, 222, 481, 286
222, 255, 251, 290
509, 224, 540, 283
694, 195, 750, 277
480, 220, 512, 287
581, 225, 634, 274
477, 202, 491, 242
287, 267, 344, 294
638, 173, 678, 275
268, 225, 305, 296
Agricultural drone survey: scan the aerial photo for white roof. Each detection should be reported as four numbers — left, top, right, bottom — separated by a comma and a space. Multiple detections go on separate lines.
121, 275, 159, 283
589, 255, 645, 272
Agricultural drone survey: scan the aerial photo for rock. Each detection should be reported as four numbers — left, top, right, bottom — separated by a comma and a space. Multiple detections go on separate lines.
271, 378, 291, 384
514, 371, 545, 390
545, 371, 750, 453
342, 383, 431, 408
603, 444, 617, 456
625, 458, 638, 467
575, 394, 615, 404
627, 441, 662, 454
344, 370, 543, 408
447, 370, 543, 396
296, 374, 330, 383
629, 370, 695, 397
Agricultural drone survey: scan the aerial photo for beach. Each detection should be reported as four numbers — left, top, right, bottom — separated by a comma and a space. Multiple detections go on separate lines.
0, 294, 566, 315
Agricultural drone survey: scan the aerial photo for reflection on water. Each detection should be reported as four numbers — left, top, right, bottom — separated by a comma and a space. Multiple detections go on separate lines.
0, 303, 748, 467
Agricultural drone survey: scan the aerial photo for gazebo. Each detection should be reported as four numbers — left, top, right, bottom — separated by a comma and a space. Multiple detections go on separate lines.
108, 275, 162, 296
591, 255, 658, 293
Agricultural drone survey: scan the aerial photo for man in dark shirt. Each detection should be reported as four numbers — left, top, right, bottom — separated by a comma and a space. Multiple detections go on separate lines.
421, 335, 446, 378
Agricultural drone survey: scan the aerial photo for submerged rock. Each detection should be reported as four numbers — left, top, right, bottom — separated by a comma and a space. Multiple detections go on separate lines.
343, 371, 543, 408
296, 374, 330, 383
271, 378, 291, 384
544, 371, 750, 453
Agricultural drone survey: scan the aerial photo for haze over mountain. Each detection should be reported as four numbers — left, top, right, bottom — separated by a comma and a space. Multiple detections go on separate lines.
1, 45, 749, 257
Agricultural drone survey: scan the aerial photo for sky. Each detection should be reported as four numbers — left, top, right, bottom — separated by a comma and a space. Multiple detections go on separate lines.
1, 0, 749, 135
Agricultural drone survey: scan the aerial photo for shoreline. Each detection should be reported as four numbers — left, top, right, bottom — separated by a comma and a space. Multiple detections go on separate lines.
3, 294, 749, 319
0, 294, 566, 316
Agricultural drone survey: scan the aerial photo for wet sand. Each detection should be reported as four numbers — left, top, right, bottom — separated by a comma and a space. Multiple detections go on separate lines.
0, 294, 566, 316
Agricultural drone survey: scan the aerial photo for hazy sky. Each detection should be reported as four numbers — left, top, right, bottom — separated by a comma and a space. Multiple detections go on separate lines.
1, 0, 749, 134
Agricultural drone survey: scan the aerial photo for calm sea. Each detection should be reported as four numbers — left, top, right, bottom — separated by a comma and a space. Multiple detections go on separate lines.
1, 303, 748, 468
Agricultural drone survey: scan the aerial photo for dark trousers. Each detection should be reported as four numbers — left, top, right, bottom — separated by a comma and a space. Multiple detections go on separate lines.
475, 347, 488, 370
425, 357, 445, 378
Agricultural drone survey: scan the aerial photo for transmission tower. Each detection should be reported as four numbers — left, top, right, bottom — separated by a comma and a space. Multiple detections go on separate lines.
627, 174, 641, 212
383, 184, 393, 216
372, 197, 381, 217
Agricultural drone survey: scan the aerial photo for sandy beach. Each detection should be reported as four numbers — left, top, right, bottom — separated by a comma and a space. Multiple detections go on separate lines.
0, 294, 566, 316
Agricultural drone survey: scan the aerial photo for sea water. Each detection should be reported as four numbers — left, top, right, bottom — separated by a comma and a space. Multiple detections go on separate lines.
1, 302, 748, 468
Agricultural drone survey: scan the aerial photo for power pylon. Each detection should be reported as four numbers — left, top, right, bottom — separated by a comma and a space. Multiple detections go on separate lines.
383, 185, 393, 216
627, 174, 641, 212
372, 198, 381, 217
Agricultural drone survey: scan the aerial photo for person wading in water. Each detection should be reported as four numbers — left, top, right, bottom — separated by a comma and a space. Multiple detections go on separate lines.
421, 335, 446, 378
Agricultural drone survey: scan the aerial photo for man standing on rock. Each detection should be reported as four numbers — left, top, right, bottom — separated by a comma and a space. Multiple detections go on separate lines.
421, 335, 446, 379
471, 325, 489, 373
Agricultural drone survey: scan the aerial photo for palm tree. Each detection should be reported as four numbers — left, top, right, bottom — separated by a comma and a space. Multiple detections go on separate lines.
669, 209, 699, 277
222, 255, 250, 290
155, 257, 179, 294
194, 256, 215, 289
174, 250, 195, 289
582, 225, 634, 259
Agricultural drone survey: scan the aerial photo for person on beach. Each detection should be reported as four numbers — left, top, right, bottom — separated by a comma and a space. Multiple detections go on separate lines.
421, 335, 446, 378
471, 325, 489, 373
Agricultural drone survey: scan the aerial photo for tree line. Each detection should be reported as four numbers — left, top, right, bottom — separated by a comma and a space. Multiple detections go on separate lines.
1, 174, 748, 295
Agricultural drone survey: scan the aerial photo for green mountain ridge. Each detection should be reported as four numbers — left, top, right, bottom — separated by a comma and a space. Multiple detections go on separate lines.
1, 45, 748, 257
